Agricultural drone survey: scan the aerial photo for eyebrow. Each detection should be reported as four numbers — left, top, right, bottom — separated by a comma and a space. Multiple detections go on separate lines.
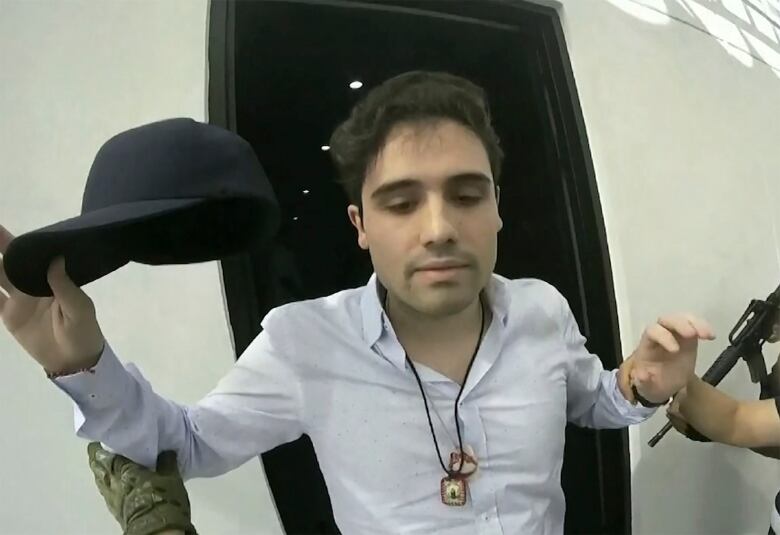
369, 172, 494, 201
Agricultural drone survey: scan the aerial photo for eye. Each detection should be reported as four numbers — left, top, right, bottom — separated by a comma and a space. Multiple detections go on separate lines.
386, 200, 415, 213
454, 193, 483, 205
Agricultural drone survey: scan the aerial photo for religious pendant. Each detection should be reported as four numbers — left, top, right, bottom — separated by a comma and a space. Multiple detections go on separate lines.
441, 474, 468, 506
440, 446, 479, 506
448, 446, 479, 478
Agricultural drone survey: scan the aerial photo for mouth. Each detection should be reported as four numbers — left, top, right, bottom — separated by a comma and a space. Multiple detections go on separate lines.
413, 261, 471, 281
415, 263, 470, 272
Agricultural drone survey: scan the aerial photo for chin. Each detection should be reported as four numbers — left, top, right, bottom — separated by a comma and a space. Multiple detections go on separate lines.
414, 288, 478, 317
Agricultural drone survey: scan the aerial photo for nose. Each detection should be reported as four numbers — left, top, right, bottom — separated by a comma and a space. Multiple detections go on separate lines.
419, 195, 458, 246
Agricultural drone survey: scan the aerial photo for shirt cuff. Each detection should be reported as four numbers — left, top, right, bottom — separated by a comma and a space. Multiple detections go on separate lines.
50, 343, 132, 410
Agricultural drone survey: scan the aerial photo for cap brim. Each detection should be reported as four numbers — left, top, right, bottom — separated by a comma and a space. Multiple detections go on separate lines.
26, 198, 208, 237
4, 196, 277, 297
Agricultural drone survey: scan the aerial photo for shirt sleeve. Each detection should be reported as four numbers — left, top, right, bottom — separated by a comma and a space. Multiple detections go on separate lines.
51, 309, 304, 479
558, 291, 656, 428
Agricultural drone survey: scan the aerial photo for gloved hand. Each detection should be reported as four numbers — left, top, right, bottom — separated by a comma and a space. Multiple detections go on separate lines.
666, 388, 711, 442
87, 442, 198, 535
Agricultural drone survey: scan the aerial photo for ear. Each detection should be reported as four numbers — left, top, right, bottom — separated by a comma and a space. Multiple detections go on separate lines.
495, 185, 503, 232
347, 204, 369, 250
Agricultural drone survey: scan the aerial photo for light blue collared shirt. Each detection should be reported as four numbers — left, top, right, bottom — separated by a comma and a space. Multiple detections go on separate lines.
54, 274, 654, 535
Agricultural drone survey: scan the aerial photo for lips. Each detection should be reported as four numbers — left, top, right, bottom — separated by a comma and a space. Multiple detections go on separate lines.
414, 264, 469, 283
416, 262, 469, 272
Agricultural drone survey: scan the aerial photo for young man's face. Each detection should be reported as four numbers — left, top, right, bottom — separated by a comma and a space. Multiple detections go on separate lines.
348, 119, 503, 317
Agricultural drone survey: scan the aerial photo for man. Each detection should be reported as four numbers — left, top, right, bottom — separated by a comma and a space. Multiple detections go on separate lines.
0, 71, 714, 534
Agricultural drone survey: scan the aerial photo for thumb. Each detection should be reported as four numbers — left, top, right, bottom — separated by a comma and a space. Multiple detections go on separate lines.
47, 256, 89, 315
667, 397, 681, 417
87, 441, 102, 462
667, 410, 688, 433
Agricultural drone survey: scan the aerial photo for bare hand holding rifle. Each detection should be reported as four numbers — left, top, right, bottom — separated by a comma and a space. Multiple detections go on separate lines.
648, 283, 780, 447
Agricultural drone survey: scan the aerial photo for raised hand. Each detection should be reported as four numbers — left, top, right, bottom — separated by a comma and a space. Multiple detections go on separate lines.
0, 224, 105, 374
628, 314, 715, 404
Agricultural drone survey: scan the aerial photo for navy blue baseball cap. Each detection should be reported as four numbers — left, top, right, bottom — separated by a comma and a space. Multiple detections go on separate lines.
4, 118, 279, 296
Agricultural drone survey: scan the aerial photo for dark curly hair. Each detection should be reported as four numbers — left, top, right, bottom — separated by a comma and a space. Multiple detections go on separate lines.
329, 71, 504, 209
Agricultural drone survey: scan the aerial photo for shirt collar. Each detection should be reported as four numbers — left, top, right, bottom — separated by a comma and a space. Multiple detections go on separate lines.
360, 273, 386, 349
359, 272, 511, 350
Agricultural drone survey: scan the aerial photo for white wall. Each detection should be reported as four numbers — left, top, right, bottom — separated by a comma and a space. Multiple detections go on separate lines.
558, 0, 780, 533
0, 1, 283, 533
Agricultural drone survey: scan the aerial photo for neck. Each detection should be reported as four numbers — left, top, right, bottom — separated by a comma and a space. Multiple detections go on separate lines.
385, 291, 486, 348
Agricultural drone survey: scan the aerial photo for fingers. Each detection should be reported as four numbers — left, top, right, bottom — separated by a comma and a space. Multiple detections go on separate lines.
685, 314, 716, 340
88, 442, 116, 471
657, 315, 696, 338
667, 396, 682, 417
645, 323, 680, 353
0, 224, 15, 254
646, 314, 715, 353
2, 256, 50, 316
88, 442, 112, 487
88, 442, 132, 478
666, 391, 688, 428
657, 314, 716, 341
87, 441, 102, 460
0, 228, 21, 315
666, 410, 688, 433
0, 257, 13, 295
47, 256, 91, 318
0, 256, 15, 314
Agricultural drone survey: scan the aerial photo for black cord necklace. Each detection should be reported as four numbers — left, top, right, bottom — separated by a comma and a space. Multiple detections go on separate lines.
385, 293, 486, 506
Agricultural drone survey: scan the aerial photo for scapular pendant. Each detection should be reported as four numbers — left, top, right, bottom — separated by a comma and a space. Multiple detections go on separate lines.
441, 473, 468, 506
440, 446, 479, 506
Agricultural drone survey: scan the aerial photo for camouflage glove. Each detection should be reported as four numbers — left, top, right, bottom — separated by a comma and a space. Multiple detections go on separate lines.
87, 442, 198, 535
